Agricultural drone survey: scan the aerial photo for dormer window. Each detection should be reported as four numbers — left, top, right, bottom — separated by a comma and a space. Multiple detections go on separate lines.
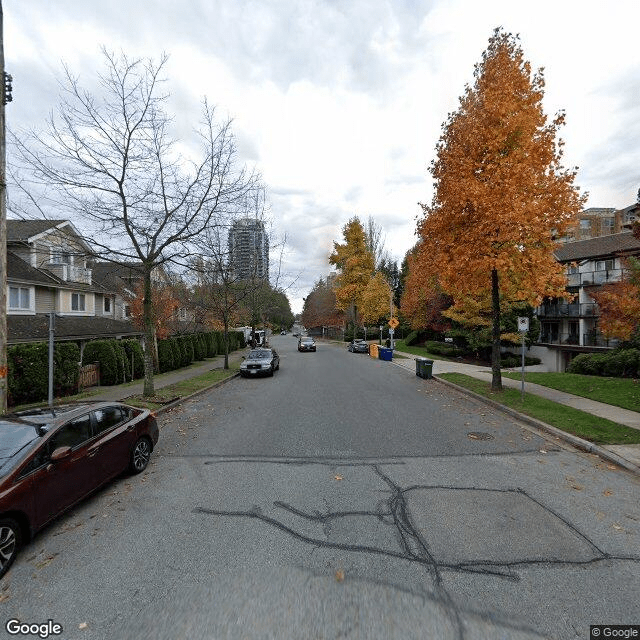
51, 249, 73, 265
104, 297, 111, 313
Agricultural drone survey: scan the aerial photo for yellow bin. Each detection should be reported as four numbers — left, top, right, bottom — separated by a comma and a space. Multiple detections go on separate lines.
369, 343, 379, 358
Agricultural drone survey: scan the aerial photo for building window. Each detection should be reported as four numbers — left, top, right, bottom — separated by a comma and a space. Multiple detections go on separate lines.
51, 249, 72, 265
71, 293, 86, 311
9, 286, 31, 310
595, 260, 614, 271
579, 219, 591, 230
124, 304, 131, 318
104, 297, 111, 313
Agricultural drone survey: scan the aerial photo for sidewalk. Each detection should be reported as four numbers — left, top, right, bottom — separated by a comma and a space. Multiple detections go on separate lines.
79, 350, 245, 403
391, 349, 640, 473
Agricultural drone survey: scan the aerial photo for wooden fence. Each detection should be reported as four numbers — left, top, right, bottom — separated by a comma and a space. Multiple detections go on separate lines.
78, 362, 100, 390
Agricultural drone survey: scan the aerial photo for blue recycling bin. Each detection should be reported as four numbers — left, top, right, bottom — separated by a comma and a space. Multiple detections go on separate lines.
378, 347, 393, 362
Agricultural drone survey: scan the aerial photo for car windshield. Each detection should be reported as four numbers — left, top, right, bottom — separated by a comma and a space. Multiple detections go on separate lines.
0, 420, 41, 477
248, 350, 270, 359
301, 338, 314, 342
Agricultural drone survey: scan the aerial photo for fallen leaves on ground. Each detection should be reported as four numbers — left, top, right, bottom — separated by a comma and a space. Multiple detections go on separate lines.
335, 569, 345, 582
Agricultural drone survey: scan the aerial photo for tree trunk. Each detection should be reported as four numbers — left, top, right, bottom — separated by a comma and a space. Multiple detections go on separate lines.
223, 321, 229, 370
142, 268, 155, 396
491, 268, 503, 391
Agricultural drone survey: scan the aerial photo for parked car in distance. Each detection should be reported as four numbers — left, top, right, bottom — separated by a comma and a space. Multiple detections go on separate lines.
348, 339, 369, 353
239, 348, 280, 377
0, 402, 159, 578
298, 336, 316, 352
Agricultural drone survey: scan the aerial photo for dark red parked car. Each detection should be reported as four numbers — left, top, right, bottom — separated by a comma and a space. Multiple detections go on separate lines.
0, 402, 159, 578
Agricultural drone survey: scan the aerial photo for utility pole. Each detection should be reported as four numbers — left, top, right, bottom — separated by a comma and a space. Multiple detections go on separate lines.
0, 1, 9, 414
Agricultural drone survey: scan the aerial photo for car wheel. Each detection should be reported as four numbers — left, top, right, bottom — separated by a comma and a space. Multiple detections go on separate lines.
130, 436, 152, 474
0, 517, 21, 579
268, 365, 274, 377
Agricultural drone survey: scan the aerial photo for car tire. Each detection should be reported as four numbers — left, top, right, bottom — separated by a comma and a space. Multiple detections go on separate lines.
268, 366, 274, 377
130, 436, 152, 474
0, 517, 21, 579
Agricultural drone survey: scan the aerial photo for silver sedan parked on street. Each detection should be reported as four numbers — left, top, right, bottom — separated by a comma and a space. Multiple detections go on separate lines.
239, 348, 280, 377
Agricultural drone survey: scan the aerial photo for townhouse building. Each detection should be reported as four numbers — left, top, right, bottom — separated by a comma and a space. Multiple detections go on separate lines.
6, 220, 142, 353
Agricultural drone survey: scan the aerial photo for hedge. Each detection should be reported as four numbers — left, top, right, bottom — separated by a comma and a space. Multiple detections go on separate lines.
122, 339, 145, 380
177, 335, 194, 367
7, 342, 81, 406
500, 352, 542, 368
83, 340, 120, 386
158, 338, 176, 373
568, 349, 640, 378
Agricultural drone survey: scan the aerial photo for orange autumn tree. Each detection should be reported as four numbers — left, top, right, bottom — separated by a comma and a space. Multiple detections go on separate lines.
301, 278, 344, 329
417, 29, 584, 390
359, 271, 393, 332
590, 258, 640, 341
329, 217, 375, 331
130, 282, 181, 341
400, 244, 452, 333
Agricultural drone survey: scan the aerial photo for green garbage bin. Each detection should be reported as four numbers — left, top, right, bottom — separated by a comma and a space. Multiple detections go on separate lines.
415, 357, 433, 379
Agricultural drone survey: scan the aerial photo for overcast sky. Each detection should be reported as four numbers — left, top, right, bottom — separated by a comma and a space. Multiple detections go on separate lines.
5, 0, 639, 313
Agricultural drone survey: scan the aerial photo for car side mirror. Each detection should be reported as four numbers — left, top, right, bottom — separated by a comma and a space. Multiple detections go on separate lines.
51, 446, 72, 462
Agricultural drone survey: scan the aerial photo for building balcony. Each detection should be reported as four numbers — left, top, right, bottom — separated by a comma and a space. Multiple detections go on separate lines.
567, 269, 623, 287
537, 303, 597, 318
537, 332, 620, 348
45, 263, 93, 284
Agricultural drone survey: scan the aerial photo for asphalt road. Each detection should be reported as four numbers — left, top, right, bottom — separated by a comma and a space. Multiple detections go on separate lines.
2, 335, 639, 640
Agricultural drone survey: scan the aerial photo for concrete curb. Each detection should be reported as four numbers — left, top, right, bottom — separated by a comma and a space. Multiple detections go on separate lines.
387, 356, 640, 475
149, 371, 241, 417
432, 374, 640, 476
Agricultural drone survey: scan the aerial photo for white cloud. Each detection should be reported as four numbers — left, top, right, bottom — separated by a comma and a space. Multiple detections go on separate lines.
5, 0, 640, 315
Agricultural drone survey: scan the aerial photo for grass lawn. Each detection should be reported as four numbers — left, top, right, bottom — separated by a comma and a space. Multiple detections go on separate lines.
122, 367, 239, 411
8, 362, 239, 414
502, 371, 640, 412
439, 373, 640, 445
392, 340, 449, 360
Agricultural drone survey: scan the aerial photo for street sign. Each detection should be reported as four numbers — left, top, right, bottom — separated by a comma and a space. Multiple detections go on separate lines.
517, 316, 529, 332
388, 317, 399, 329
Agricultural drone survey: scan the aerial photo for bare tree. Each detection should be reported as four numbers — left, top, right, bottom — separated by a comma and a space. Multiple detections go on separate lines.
364, 215, 392, 270
10, 49, 257, 395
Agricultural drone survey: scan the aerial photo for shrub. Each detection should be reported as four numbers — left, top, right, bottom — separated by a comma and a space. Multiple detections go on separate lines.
192, 333, 205, 360
157, 339, 175, 373
83, 340, 120, 386
167, 338, 180, 370
122, 339, 144, 380
568, 350, 640, 378
177, 335, 194, 367
423, 340, 464, 357
500, 352, 542, 368
404, 330, 419, 346
113, 341, 130, 383
205, 332, 216, 357
7, 342, 80, 405
55, 343, 81, 396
